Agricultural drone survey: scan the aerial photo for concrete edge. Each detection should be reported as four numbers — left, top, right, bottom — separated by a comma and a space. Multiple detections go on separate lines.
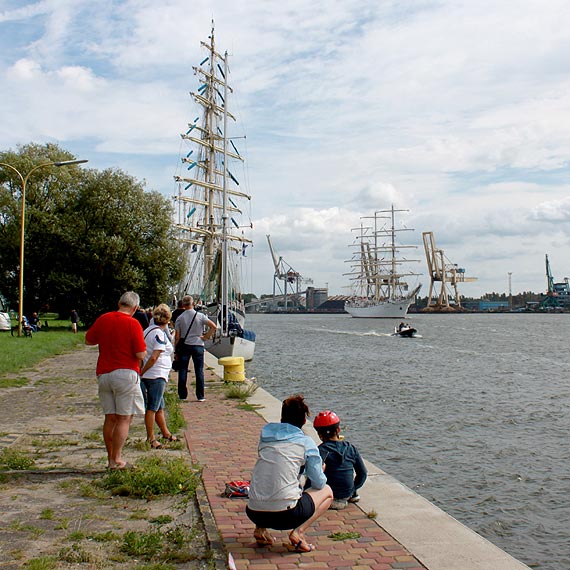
243, 375, 531, 570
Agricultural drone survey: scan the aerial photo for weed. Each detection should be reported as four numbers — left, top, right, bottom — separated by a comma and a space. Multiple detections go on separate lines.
55, 517, 69, 530
58, 544, 93, 563
83, 431, 102, 442
129, 509, 149, 520
150, 515, 173, 525
164, 389, 186, 433
67, 530, 85, 540
121, 530, 162, 559
89, 530, 119, 542
24, 556, 58, 569
135, 564, 176, 570
39, 508, 54, 520
328, 531, 361, 541
367, 509, 378, 519
79, 481, 108, 499
0, 377, 29, 389
224, 381, 258, 401
0, 448, 35, 470
100, 456, 197, 500
237, 402, 263, 412
9, 521, 45, 537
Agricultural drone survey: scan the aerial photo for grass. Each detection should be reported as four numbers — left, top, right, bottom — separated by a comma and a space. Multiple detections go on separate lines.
0, 325, 86, 379
328, 531, 361, 541
0, 448, 35, 470
24, 556, 58, 570
121, 526, 200, 563
39, 508, 54, 520
224, 381, 258, 401
99, 456, 198, 500
164, 388, 186, 434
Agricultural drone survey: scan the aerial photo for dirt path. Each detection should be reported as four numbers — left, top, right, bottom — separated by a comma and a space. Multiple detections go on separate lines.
0, 346, 214, 569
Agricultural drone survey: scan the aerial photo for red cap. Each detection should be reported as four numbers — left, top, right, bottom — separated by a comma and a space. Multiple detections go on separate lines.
313, 410, 340, 428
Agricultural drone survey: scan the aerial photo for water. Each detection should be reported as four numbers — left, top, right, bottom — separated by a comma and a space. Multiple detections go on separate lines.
247, 313, 570, 570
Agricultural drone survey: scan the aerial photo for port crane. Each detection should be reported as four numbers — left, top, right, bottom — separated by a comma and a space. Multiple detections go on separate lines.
422, 231, 477, 310
266, 235, 312, 310
540, 254, 570, 308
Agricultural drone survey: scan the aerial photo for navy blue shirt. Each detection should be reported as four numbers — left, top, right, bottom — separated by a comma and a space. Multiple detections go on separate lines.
318, 440, 367, 500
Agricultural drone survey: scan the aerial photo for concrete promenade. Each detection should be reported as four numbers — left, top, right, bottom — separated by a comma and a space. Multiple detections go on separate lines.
183, 355, 532, 570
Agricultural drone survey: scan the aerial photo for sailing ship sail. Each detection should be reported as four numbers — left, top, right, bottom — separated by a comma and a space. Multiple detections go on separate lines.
173, 25, 255, 360
344, 205, 422, 318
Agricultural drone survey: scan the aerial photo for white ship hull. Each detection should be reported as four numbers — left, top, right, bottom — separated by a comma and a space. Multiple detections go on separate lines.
345, 298, 414, 318
205, 335, 255, 361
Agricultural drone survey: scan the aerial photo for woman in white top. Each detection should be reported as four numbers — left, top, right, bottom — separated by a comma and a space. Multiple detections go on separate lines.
140, 304, 177, 448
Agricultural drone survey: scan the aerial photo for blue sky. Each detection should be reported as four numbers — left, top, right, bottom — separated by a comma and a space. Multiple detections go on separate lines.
2, 0, 570, 297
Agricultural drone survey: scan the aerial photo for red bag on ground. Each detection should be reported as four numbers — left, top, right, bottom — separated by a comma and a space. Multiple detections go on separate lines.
222, 480, 250, 498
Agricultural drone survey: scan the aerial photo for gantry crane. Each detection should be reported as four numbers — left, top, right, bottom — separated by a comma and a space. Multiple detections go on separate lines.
266, 235, 312, 310
422, 231, 477, 310
540, 254, 570, 308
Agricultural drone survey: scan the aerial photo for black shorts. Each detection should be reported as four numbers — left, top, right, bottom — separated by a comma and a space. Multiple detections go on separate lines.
245, 492, 315, 530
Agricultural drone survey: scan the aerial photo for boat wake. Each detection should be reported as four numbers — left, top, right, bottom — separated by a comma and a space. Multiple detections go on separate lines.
314, 328, 392, 338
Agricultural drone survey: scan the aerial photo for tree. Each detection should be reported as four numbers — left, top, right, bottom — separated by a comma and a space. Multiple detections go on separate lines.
0, 143, 185, 326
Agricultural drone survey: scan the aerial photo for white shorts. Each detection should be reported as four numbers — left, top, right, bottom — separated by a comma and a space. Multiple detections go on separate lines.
97, 369, 145, 416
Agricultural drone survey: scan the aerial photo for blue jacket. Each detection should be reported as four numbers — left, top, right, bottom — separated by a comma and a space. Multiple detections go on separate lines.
248, 422, 327, 511
319, 440, 367, 500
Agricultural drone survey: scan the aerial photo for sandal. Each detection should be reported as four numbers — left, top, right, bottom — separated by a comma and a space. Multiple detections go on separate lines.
288, 532, 315, 552
148, 439, 164, 449
254, 529, 275, 546
162, 434, 178, 442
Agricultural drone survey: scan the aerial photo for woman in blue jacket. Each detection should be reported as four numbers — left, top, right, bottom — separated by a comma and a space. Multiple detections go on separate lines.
246, 394, 333, 552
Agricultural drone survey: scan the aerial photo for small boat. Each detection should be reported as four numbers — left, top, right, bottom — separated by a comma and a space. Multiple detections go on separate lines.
173, 24, 255, 361
392, 323, 417, 337
344, 205, 422, 318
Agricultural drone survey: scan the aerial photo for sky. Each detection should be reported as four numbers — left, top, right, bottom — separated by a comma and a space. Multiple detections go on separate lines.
1, 0, 570, 298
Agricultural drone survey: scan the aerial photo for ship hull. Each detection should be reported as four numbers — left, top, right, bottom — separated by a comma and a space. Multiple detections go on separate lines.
345, 298, 414, 318
205, 335, 255, 361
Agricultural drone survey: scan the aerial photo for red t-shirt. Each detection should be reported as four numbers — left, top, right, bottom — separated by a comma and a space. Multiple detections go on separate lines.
85, 311, 146, 376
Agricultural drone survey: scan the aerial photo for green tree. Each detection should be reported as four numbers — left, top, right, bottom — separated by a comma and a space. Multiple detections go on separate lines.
0, 143, 185, 326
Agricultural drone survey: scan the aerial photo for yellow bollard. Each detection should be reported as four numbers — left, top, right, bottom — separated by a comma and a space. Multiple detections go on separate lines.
218, 356, 245, 382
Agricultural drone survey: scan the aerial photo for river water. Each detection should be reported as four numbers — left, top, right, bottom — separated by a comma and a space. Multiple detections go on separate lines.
246, 312, 570, 570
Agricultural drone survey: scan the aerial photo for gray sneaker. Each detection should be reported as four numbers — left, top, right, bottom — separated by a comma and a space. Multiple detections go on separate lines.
348, 494, 360, 503
330, 499, 348, 510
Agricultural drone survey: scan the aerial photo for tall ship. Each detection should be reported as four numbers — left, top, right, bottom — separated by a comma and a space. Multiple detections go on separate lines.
173, 25, 255, 360
345, 205, 422, 318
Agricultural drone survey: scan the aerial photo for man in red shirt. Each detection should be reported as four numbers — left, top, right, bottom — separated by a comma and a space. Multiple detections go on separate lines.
86, 291, 146, 469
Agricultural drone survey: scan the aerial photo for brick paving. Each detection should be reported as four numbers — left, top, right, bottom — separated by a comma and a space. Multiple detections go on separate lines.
182, 372, 427, 570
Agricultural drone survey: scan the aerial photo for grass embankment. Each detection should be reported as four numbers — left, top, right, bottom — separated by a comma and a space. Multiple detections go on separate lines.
0, 318, 85, 379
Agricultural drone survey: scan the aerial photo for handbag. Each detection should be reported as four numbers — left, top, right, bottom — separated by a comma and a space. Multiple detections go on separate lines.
175, 311, 198, 355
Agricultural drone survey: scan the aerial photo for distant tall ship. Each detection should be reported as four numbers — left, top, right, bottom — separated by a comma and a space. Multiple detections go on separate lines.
344, 205, 422, 318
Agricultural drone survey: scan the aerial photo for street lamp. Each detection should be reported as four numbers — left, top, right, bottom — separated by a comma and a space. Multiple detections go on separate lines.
0, 159, 88, 336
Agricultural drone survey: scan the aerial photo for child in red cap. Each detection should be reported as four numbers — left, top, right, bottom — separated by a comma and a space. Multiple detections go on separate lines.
313, 410, 367, 510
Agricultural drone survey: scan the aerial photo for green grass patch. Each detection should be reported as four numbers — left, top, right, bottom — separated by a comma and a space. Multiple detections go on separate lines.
89, 530, 120, 542
58, 544, 93, 564
237, 402, 263, 412
9, 521, 45, 537
121, 526, 199, 563
99, 456, 197, 500
24, 556, 58, 570
39, 508, 54, 520
224, 381, 258, 401
164, 388, 186, 434
328, 531, 361, 541
0, 448, 35, 470
0, 329, 86, 378
150, 515, 173, 525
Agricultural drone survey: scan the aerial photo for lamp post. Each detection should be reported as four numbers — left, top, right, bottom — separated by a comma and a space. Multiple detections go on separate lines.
0, 159, 88, 336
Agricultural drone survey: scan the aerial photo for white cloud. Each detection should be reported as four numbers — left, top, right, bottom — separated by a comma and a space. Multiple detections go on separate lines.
2, 0, 570, 296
